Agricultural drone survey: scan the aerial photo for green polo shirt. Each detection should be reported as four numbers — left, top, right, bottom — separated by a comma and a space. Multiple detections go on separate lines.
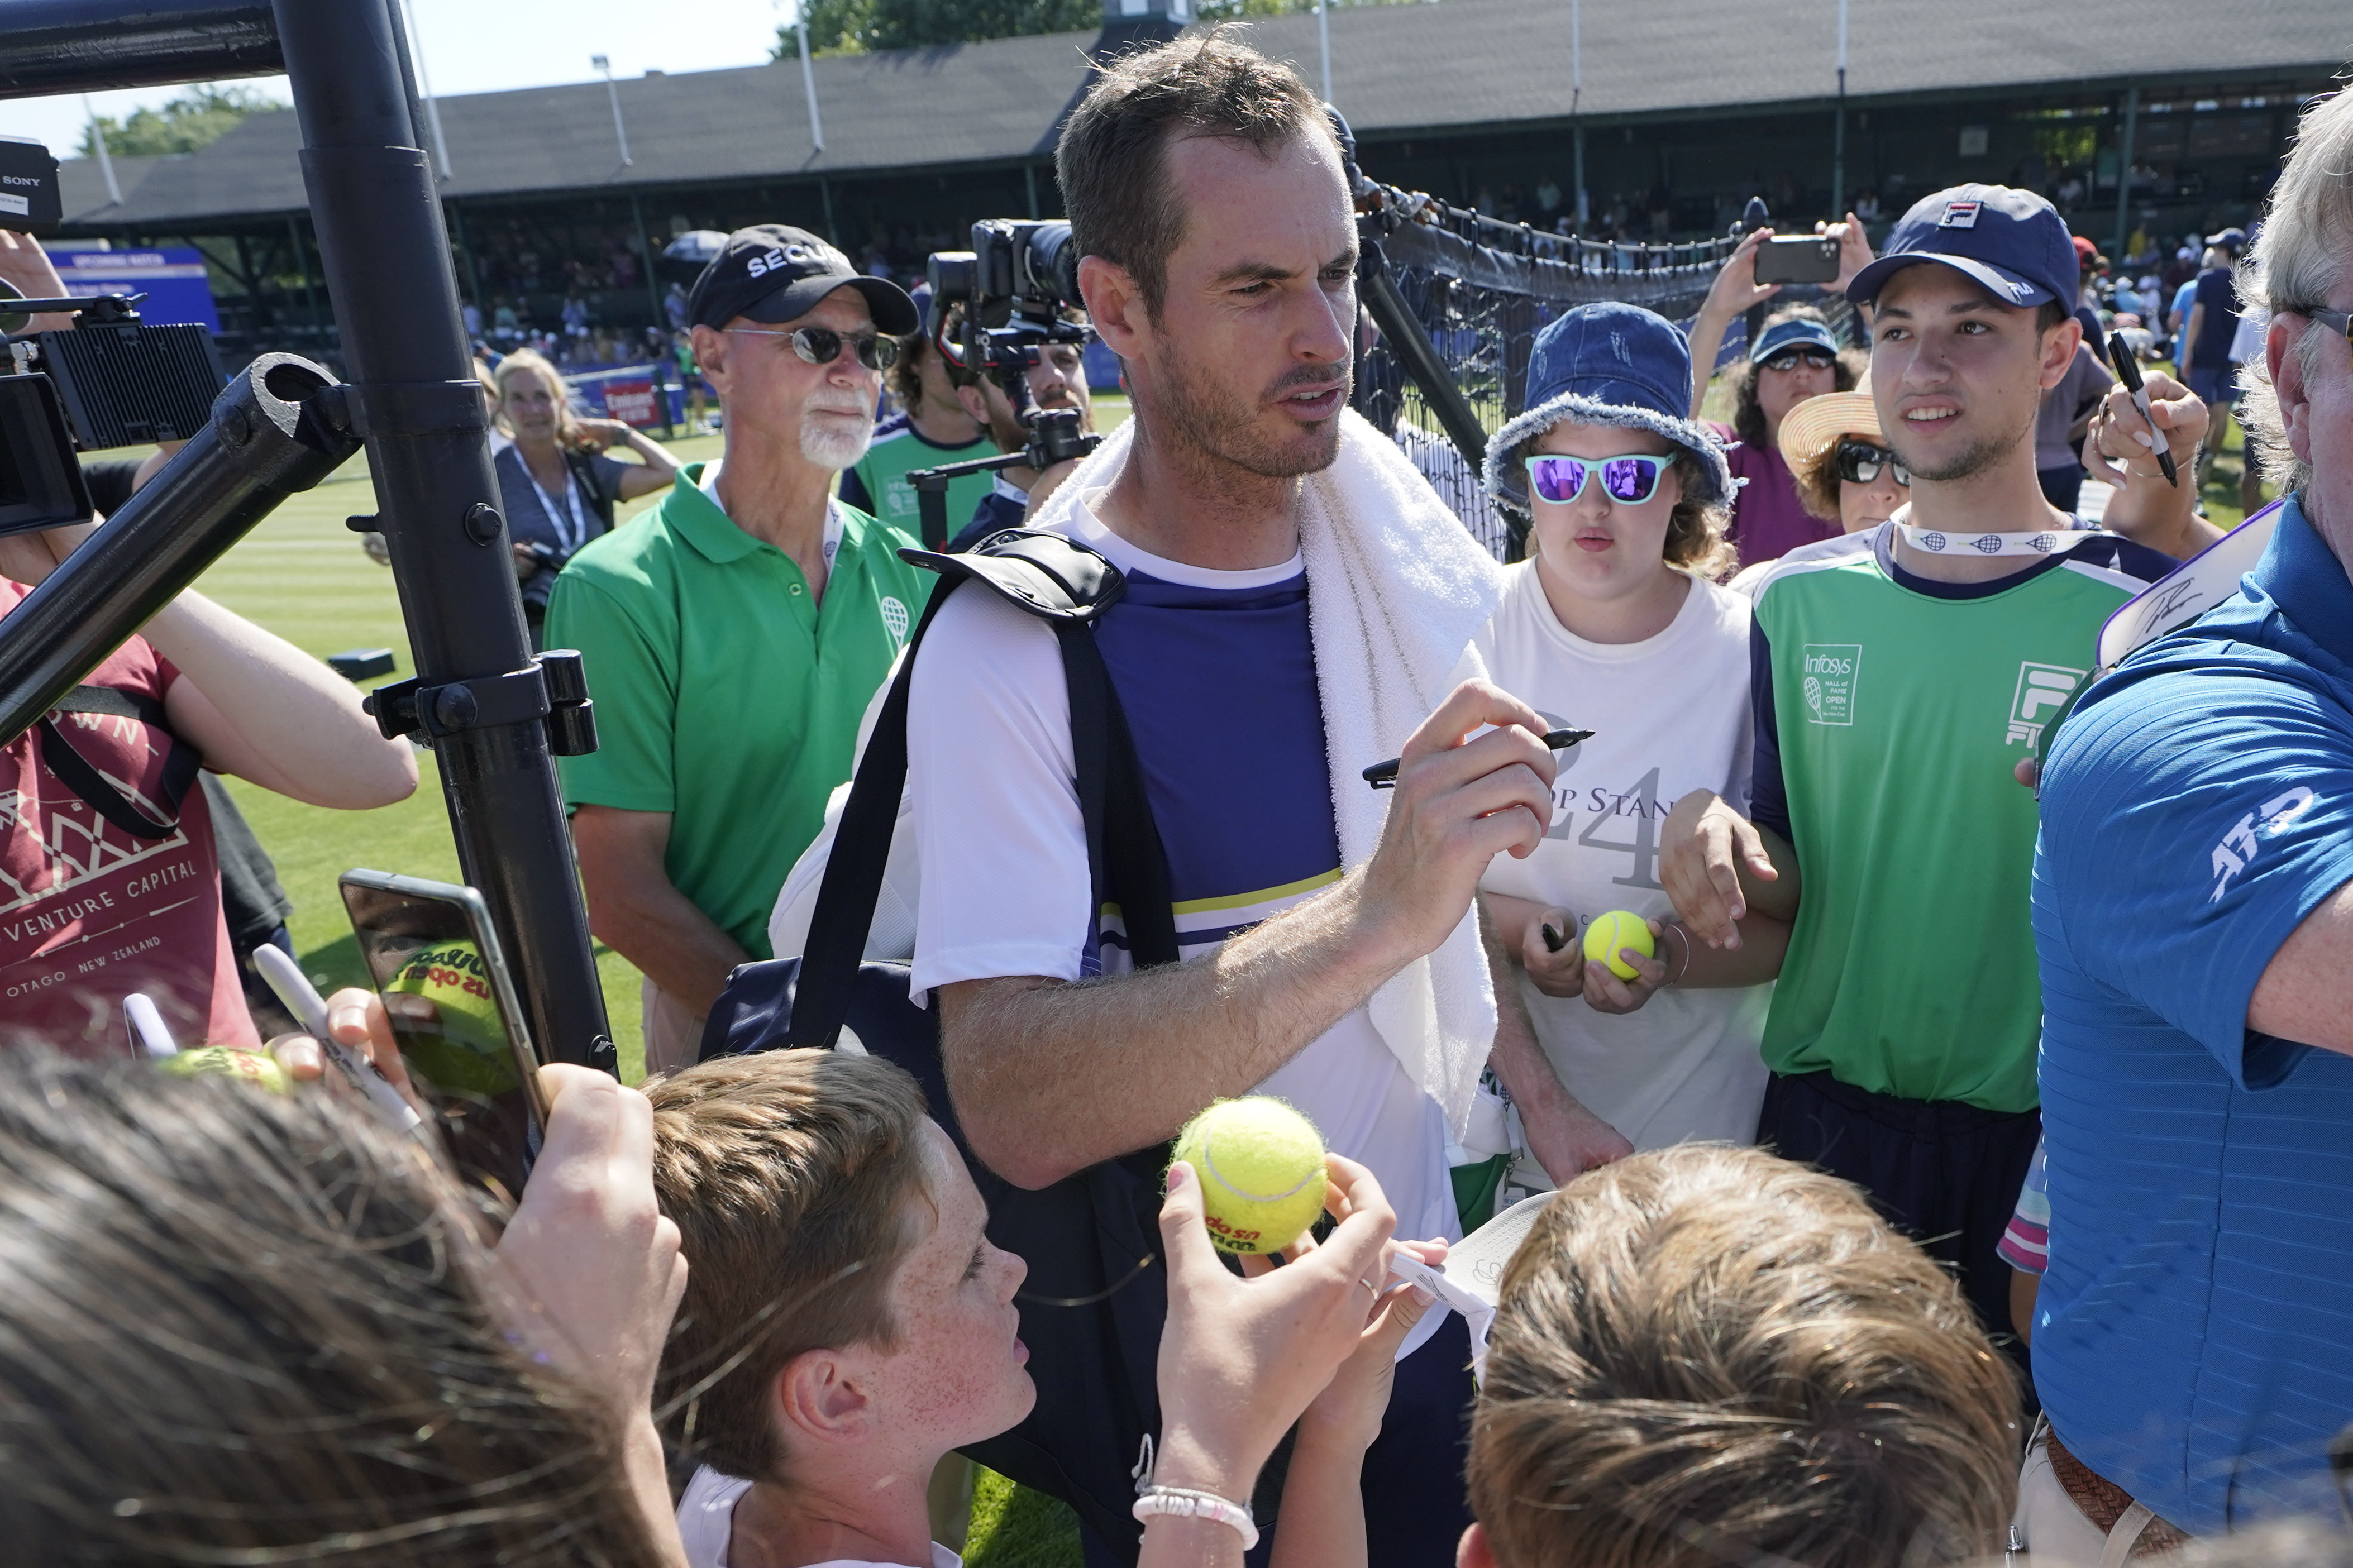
545, 463, 929, 959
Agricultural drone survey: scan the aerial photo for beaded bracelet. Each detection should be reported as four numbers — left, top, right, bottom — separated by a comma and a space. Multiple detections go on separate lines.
1133, 1485, 1261, 1550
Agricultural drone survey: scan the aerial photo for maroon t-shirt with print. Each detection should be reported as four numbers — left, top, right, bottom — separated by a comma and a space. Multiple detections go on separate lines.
0, 579, 256, 1056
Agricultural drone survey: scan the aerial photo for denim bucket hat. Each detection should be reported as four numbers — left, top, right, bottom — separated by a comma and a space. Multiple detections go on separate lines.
1483, 302, 1735, 509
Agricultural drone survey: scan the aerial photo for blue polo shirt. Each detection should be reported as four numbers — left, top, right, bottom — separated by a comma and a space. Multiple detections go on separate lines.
2032, 494, 2353, 1532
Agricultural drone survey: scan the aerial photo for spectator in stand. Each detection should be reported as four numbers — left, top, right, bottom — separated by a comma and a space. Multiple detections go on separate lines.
560, 290, 590, 345
1658, 185, 2179, 1361
1686, 221, 1876, 569
0, 1038, 693, 1565
1472, 303, 1782, 1155
0, 231, 416, 1056
838, 285, 995, 544
2184, 228, 2248, 486
933, 300, 1095, 550
2027, 87, 2353, 1552
665, 279, 690, 334
461, 297, 482, 340
2034, 335, 2115, 512
1722, 392, 1912, 597
492, 296, 519, 346
546, 226, 929, 1073
488, 349, 681, 646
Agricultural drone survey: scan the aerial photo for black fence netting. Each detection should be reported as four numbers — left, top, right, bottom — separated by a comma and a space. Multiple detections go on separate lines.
1350, 195, 1860, 561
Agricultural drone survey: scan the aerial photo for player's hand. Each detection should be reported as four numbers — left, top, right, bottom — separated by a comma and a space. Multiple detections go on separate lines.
1360, 681, 1557, 969
1700, 227, 1782, 323
1519, 906, 1586, 998
2088, 370, 2205, 481
489, 1065, 688, 1418
1152, 1152, 1403, 1499
1660, 789, 1777, 949
1581, 917, 1670, 1014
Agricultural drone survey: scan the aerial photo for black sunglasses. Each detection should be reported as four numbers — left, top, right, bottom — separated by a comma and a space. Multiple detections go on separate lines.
728, 324, 899, 372
1761, 347, 1837, 374
1834, 439, 1910, 487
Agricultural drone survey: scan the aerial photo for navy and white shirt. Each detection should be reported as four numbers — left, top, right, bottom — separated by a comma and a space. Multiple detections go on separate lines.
906, 493, 1459, 1347
2034, 494, 2353, 1531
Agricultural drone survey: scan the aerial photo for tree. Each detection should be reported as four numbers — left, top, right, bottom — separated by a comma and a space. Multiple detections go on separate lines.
777, 0, 1099, 55
78, 84, 285, 159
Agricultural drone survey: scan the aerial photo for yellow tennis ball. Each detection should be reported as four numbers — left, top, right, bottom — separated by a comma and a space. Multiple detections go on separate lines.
1172, 1097, 1329, 1256
383, 941, 518, 1097
157, 1045, 292, 1095
1582, 910, 1656, 981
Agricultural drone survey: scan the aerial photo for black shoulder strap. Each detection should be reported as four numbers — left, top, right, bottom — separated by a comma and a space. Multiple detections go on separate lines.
564, 447, 618, 533
787, 530, 1177, 1048
37, 685, 203, 842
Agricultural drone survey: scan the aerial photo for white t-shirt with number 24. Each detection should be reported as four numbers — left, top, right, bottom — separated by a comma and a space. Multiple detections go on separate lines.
1473, 562, 1771, 1151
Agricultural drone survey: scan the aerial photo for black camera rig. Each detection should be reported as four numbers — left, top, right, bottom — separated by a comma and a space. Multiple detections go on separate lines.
904, 219, 1100, 548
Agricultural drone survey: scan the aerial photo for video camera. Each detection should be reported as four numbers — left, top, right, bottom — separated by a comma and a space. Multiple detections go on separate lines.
904, 221, 1100, 543
0, 141, 227, 537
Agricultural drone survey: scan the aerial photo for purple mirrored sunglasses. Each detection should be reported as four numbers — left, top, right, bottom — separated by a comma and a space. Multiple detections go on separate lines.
1525, 453, 1669, 506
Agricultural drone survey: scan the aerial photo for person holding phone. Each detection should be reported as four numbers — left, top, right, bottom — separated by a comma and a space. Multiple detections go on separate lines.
1684, 220, 1877, 570
1473, 302, 1787, 1154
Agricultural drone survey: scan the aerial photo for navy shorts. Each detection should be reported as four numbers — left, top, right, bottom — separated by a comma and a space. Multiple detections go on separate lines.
2188, 364, 2233, 404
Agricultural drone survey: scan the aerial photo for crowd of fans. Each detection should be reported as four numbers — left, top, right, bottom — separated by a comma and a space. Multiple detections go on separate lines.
3, 31, 2351, 1568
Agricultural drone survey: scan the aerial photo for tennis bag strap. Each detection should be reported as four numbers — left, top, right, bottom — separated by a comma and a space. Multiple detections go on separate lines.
787, 528, 1177, 1045
37, 685, 203, 842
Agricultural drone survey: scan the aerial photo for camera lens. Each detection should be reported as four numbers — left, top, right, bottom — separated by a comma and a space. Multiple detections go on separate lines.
1025, 222, 1083, 310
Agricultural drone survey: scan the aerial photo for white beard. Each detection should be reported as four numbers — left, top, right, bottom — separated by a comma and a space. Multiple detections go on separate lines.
800, 405, 874, 471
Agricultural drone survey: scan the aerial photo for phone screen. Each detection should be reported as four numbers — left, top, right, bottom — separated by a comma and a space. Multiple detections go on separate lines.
340, 873, 545, 1199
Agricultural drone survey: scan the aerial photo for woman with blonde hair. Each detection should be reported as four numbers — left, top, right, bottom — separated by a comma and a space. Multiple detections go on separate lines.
1475, 303, 1788, 1156
491, 348, 681, 641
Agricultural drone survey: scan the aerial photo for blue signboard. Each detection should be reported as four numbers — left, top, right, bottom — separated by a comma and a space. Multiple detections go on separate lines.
46, 245, 220, 333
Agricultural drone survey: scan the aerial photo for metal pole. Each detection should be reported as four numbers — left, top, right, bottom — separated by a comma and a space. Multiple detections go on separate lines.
285, 214, 318, 346
630, 189, 662, 328
1317, 0, 1331, 108
273, 0, 614, 1072
391, 0, 451, 180
0, 356, 357, 747
1831, 0, 1848, 216
797, 9, 824, 152
2112, 84, 2138, 262
81, 92, 122, 204
1570, 0, 1586, 231
819, 172, 836, 244
594, 53, 631, 168
1025, 161, 1039, 220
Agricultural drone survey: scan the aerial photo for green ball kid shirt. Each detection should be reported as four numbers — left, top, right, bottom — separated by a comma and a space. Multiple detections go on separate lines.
1745, 522, 2172, 1112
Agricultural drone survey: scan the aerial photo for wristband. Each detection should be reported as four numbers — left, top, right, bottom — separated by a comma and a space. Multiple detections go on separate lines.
1133, 1486, 1260, 1550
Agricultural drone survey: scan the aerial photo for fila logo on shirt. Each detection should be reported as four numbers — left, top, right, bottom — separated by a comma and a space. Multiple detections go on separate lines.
2004, 662, 2085, 748
2208, 787, 2317, 903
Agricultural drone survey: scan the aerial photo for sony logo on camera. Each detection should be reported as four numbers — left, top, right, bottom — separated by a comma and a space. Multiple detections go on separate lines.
0, 138, 63, 234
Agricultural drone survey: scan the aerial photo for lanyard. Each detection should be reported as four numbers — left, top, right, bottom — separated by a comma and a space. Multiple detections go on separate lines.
1891, 504, 2078, 560
526, 459, 588, 555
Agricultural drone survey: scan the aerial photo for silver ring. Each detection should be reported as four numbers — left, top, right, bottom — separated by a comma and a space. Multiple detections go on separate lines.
1358, 1275, 1381, 1297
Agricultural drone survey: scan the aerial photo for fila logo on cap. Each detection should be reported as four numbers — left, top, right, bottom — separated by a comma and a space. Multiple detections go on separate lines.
1939, 200, 1982, 229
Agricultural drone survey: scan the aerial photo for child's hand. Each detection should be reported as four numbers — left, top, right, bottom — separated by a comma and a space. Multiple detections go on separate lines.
1581, 918, 1672, 1015
1295, 1237, 1443, 1455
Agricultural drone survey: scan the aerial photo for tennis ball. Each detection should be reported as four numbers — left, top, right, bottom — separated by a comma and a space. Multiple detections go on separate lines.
158, 1045, 292, 1095
383, 941, 517, 1097
1582, 910, 1656, 981
1171, 1097, 1328, 1257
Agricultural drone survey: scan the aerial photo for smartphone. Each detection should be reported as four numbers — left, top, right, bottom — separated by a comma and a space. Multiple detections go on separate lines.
340, 870, 547, 1198
1754, 235, 1841, 286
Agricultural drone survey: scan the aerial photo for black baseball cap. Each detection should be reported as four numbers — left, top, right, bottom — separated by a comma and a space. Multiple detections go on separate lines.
1846, 184, 2077, 312
686, 223, 918, 335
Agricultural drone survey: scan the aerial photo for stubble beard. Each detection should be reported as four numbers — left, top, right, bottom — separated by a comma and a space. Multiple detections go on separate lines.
1887, 401, 2039, 485
1149, 341, 1347, 481
799, 403, 875, 471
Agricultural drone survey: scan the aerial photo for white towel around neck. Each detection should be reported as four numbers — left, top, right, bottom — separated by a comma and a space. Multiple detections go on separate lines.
1027, 409, 1506, 1136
